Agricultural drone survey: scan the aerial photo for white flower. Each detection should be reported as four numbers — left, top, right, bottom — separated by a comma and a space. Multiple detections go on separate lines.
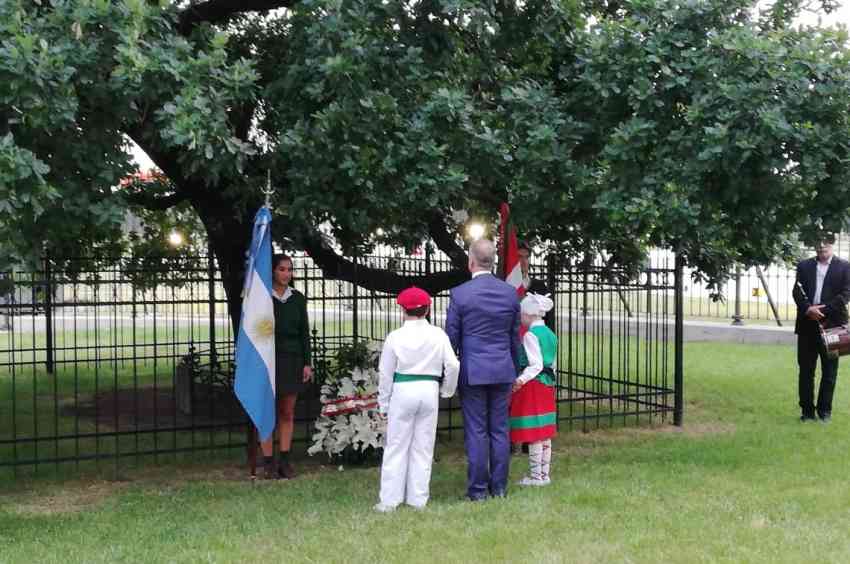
350, 367, 368, 384
337, 377, 356, 397
309, 341, 387, 458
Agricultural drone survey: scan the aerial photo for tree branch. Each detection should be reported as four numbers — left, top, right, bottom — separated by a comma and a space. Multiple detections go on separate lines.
426, 213, 469, 270
124, 125, 186, 185
124, 190, 188, 211
297, 229, 468, 295
178, 0, 300, 35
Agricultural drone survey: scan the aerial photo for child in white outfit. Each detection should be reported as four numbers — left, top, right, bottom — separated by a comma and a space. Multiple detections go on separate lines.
375, 287, 459, 512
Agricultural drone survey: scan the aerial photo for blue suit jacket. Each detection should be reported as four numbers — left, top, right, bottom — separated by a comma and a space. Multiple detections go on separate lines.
446, 273, 521, 386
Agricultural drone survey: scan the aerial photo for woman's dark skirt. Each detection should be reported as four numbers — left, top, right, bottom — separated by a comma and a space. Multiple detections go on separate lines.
276, 353, 307, 394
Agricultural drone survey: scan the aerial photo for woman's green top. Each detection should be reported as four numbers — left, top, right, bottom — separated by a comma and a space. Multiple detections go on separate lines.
273, 288, 311, 364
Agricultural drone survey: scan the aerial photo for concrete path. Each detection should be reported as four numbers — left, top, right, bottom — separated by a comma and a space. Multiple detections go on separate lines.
680, 319, 794, 345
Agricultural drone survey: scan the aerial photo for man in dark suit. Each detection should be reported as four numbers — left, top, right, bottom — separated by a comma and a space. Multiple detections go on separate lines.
446, 239, 521, 500
792, 234, 850, 422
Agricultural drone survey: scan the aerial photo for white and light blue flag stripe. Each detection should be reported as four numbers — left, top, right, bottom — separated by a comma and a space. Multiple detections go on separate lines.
234, 206, 276, 441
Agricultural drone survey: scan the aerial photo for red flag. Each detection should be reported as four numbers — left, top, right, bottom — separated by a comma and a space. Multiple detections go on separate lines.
499, 203, 525, 298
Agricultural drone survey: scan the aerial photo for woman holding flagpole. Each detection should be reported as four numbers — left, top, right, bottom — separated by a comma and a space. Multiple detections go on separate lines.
261, 253, 313, 479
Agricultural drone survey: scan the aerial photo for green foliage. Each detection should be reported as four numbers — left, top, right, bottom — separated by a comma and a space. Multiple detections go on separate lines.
3, 0, 850, 293
331, 339, 380, 376
0, 0, 255, 268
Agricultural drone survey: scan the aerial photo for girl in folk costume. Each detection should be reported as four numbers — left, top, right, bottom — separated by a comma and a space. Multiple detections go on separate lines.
375, 287, 459, 512
510, 293, 558, 486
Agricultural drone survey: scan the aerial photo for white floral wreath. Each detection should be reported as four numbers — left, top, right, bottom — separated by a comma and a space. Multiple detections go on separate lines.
307, 341, 387, 458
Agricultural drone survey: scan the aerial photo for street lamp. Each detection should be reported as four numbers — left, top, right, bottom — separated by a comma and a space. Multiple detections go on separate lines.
168, 230, 184, 248
467, 222, 485, 240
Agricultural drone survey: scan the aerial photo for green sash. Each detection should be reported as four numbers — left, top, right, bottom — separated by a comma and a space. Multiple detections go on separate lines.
393, 373, 441, 383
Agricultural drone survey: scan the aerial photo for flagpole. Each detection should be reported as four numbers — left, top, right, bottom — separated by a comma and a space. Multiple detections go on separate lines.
241, 171, 276, 481
263, 170, 274, 210
498, 203, 508, 279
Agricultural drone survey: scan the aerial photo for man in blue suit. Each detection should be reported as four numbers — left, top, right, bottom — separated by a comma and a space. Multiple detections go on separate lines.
446, 239, 521, 500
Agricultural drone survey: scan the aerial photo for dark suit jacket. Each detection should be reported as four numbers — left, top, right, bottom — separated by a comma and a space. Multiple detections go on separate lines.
446, 273, 521, 386
792, 256, 850, 334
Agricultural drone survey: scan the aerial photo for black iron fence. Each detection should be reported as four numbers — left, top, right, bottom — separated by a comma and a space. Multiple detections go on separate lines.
0, 248, 682, 478
678, 235, 850, 325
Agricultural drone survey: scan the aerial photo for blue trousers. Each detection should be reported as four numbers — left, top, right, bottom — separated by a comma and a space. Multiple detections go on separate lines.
460, 382, 512, 499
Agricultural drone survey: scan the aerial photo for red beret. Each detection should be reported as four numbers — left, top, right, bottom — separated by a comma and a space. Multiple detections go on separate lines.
397, 286, 431, 309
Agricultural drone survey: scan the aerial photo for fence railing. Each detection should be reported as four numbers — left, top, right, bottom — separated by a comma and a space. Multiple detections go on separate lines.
0, 248, 682, 478
675, 236, 850, 325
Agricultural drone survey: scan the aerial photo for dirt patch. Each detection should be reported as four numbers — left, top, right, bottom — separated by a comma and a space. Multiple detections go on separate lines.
614, 420, 735, 439
2, 456, 353, 516
61, 385, 323, 432
549, 419, 735, 460
7, 480, 128, 516
60, 385, 247, 431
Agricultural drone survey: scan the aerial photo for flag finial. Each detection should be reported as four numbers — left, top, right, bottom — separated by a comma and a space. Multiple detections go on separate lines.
262, 170, 275, 209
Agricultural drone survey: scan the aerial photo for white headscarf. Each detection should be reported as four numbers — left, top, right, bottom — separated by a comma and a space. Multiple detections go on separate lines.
521, 293, 554, 317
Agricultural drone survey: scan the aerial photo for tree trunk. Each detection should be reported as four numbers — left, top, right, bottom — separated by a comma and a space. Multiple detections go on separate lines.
192, 197, 253, 334
191, 189, 471, 335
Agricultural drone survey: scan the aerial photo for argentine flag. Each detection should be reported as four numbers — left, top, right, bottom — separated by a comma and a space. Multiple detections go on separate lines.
235, 206, 276, 441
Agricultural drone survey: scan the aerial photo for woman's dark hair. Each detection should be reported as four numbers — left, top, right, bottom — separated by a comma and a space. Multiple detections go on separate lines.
272, 253, 293, 269
404, 305, 429, 318
272, 254, 295, 283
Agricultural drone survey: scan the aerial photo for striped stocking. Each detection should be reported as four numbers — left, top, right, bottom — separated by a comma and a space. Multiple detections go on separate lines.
541, 439, 552, 481
528, 441, 543, 480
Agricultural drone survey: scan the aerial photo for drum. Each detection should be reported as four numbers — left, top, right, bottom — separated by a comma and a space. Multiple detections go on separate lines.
819, 324, 850, 358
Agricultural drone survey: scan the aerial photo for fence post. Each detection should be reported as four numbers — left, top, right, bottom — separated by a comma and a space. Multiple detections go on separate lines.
352, 252, 359, 342
44, 252, 54, 375
674, 253, 684, 426
731, 265, 744, 326
207, 244, 217, 364
546, 253, 558, 330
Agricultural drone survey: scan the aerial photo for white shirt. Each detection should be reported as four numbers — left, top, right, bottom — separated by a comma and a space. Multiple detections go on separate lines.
471, 270, 491, 278
377, 319, 460, 414
516, 320, 557, 385
814, 256, 833, 305
272, 286, 293, 303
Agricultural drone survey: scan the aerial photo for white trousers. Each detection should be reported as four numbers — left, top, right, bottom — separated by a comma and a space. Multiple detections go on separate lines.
379, 381, 440, 508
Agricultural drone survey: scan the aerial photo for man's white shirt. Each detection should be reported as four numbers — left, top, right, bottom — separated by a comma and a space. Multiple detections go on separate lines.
814, 256, 834, 305
377, 319, 460, 414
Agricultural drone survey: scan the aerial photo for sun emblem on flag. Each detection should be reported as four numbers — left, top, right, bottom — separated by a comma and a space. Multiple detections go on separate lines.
253, 317, 275, 340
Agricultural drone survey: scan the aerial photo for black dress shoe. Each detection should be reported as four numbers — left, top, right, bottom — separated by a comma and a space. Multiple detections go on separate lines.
800, 415, 817, 422
264, 462, 280, 480
278, 461, 296, 479
819, 413, 832, 424
466, 494, 488, 502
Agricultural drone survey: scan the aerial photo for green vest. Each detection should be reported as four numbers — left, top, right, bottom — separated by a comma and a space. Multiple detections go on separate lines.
529, 325, 558, 368
518, 325, 558, 386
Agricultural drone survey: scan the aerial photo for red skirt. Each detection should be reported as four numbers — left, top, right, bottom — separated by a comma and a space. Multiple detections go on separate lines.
510, 379, 556, 443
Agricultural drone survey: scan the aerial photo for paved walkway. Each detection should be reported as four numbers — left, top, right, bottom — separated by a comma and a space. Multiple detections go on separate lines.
681, 319, 794, 345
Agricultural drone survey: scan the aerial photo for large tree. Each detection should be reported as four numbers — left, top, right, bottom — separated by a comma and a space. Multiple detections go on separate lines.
2, 0, 849, 326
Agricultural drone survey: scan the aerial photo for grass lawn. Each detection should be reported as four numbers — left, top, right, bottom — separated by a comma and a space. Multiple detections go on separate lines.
2, 341, 850, 563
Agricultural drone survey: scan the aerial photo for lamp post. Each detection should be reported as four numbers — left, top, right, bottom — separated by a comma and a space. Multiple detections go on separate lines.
467, 222, 485, 241
731, 265, 744, 326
